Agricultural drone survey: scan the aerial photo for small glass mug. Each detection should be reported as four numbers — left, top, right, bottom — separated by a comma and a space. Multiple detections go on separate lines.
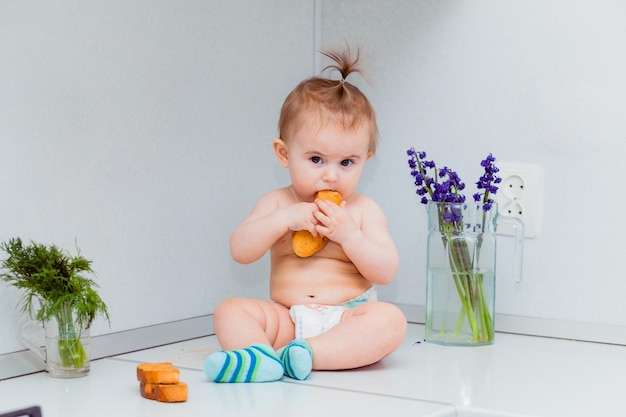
19, 314, 90, 378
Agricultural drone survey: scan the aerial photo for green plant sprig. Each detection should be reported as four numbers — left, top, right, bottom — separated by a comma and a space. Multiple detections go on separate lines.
0, 237, 109, 329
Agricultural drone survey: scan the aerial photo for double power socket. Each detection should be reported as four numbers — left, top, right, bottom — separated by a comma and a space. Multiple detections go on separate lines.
495, 162, 542, 238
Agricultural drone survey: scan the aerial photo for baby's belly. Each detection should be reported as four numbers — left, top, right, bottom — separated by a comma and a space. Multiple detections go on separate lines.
269, 256, 372, 307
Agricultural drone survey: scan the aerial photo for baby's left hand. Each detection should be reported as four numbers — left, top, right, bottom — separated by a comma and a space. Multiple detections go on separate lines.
313, 199, 358, 244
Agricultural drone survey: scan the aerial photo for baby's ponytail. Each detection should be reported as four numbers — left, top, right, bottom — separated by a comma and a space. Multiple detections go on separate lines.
278, 44, 378, 154
320, 45, 364, 87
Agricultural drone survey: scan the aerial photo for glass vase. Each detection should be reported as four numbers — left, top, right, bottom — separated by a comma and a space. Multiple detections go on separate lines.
19, 302, 91, 378
425, 201, 523, 346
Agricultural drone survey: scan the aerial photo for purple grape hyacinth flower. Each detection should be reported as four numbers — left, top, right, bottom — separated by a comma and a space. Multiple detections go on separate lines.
473, 153, 502, 212
407, 148, 502, 219
407, 148, 466, 207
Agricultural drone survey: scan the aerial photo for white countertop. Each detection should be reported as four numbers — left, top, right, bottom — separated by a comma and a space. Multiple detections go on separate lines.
1, 323, 624, 416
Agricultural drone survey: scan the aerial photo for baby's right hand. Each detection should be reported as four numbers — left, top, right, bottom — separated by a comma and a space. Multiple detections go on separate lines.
283, 202, 319, 236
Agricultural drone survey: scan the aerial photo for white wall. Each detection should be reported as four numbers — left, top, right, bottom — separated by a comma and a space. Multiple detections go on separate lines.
2, 0, 626, 355
323, 1, 626, 339
0, 0, 315, 354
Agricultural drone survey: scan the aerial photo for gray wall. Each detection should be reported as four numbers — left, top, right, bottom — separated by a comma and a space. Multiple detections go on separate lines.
321, 1, 626, 339
0, 0, 313, 353
2, 1, 625, 355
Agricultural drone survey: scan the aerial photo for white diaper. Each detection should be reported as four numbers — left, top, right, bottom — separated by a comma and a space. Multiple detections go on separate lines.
289, 287, 377, 339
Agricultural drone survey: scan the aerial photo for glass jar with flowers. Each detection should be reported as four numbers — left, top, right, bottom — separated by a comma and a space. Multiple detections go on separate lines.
407, 149, 523, 346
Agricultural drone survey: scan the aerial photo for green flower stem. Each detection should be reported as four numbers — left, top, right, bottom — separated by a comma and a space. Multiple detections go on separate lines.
452, 275, 469, 335
444, 233, 493, 344
446, 237, 479, 341
478, 278, 494, 340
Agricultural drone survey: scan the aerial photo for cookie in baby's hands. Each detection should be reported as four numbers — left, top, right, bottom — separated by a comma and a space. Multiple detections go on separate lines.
314, 189, 343, 206
291, 190, 343, 258
291, 230, 328, 258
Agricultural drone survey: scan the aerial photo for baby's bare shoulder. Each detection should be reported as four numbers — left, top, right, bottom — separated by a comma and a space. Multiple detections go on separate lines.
252, 187, 296, 210
347, 193, 390, 229
346, 192, 382, 211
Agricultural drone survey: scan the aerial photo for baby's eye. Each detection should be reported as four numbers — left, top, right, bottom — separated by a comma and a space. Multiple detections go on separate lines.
311, 156, 323, 164
340, 159, 353, 167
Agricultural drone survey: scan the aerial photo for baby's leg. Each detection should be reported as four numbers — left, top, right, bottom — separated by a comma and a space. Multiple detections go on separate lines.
213, 297, 295, 350
307, 301, 407, 370
205, 298, 295, 383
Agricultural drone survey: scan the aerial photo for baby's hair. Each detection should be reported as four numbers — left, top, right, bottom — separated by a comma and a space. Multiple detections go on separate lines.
278, 44, 379, 154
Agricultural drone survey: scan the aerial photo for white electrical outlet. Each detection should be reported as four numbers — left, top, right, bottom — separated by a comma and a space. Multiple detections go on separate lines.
495, 162, 542, 238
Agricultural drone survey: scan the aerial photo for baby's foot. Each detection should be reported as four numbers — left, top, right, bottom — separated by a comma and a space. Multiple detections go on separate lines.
278, 339, 313, 380
204, 344, 284, 383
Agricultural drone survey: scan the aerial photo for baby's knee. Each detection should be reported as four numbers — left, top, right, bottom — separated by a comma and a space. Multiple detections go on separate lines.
213, 297, 249, 320
394, 308, 408, 340
377, 302, 408, 341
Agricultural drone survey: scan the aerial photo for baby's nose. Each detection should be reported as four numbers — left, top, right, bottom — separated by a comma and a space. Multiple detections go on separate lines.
322, 166, 338, 182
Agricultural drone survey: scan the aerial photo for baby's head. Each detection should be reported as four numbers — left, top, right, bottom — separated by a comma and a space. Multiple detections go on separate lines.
278, 46, 378, 155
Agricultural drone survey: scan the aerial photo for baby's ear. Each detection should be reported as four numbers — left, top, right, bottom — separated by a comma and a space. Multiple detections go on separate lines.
273, 138, 289, 168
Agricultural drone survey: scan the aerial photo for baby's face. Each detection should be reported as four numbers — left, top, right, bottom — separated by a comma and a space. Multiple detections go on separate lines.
284, 116, 372, 202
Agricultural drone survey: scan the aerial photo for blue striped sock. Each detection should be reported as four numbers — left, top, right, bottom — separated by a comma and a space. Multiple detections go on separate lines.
278, 339, 313, 380
204, 344, 284, 383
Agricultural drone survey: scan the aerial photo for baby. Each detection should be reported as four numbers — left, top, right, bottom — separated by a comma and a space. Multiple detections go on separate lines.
205, 45, 407, 383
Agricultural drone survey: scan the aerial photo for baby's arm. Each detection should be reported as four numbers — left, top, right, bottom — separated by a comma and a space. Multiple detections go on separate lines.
316, 196, 399, 284
230, 189, 318, 264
